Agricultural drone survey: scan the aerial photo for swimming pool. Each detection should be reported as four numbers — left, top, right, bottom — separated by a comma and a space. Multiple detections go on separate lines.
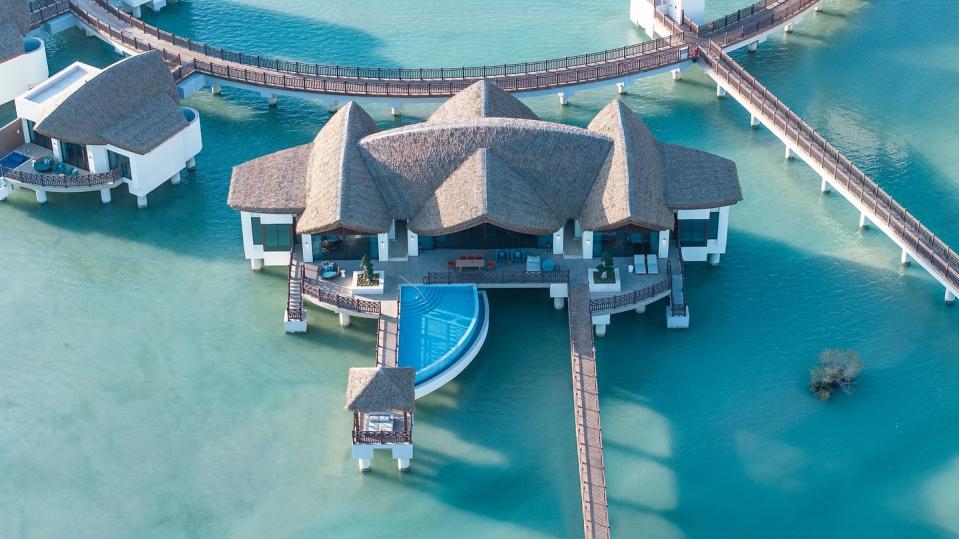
0, 152, 29, 170
398, 284, 488, 395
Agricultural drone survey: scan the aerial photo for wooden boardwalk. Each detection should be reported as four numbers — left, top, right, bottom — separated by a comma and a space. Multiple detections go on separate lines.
568, 283, 610, 539
375, 301, 399, 368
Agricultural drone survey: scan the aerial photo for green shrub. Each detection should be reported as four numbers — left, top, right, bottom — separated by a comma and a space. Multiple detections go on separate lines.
358, 255, 379, 286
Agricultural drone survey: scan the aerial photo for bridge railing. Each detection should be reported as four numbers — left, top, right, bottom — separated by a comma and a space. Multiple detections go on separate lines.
29, 0, 68, 27
705, 0, 822, 45
85, 0, 684, 82
0, 164, 121, 188
702, 42, 959, 289
423, 269, 570, 285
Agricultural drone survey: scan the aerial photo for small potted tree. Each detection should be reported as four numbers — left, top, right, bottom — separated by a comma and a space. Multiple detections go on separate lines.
809, 349, 862, 401
352, 254, 385, 295
588, 251, 621, 293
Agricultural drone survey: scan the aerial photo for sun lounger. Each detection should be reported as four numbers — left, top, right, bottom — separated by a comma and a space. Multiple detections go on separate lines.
526, 255, 541, 272
646, 254, 658, 274
633, 254, 646, 274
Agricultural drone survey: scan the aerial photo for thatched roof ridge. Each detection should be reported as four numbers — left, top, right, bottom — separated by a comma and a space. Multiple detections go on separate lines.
660, 143, 742, 209
428, 80, 538, 124
34, 52, 188, 154
297, 102, 389, 235
410, 148, 562, 236
228, 144, 310, 213
581, 100, 674, 231
360, 118, 612, 222
345, 367, 415, 412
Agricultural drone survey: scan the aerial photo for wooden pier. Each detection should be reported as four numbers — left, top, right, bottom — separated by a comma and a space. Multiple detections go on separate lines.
568, 283, 611, 539
375, 301, 399, 368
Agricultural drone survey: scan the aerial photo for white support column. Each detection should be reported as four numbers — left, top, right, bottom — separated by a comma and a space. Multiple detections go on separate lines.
131, 5, 142, 18
785, 146, 794, 160
211, 84, 221, 95
357, 458, 371, 472
397, 458, 410, 471
658, 229, 670, 259
99, 188, 112, 204
784, 22, 794, 33
377, 232, 389, 261
708, 253, 721, 266
946, 289, 956, 305
407, 230, 418, 257
716, 83, 726, 98
251, 258, 264, 271
267, 94, 278, 107
820, 176, 831, 193
750, 114, 760, 128
859, 212, 870, 229
748, 41, 758, 52
594, 323, 607, 337
671, 68, 683, 81
616, 82, 626, 94
390, 104, 402, 117
581, 231, 594, 259
328, 101, 340, 113
186, 157, 196, 170
339, 312, 351, 327
554, 297, 566, 310
814, 1, 823, 11
170, 172, 181, 185
900, 249, 911, 266
553, 227, 564, 255
634, 304, 646, 314
35, 190, 47, 204
558, 91, 572, 106
136, 195, 148, 209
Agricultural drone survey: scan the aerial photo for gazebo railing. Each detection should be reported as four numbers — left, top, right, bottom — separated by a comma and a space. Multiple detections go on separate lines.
352, 430, 412, 445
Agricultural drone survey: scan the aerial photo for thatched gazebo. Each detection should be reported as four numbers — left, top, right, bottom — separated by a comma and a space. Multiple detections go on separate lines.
345, 366, 414, 471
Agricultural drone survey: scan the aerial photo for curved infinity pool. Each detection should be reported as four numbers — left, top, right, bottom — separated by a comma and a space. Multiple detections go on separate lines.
398, 284, 486, 387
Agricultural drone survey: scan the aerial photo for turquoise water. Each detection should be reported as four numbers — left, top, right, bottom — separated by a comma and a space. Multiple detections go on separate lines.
398, 285, 480, 384
2, 1, 959, 537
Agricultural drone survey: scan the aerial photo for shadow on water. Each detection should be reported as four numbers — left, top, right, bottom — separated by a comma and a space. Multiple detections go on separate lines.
595, 230, 957, 538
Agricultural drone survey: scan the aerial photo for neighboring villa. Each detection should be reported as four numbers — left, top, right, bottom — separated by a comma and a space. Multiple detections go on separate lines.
0, 51, 202, 207
0, 0, 48, 104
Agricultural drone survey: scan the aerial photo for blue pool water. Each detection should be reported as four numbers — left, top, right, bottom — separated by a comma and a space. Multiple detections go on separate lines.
398, 285, 481, 384
0, 152, 29, 170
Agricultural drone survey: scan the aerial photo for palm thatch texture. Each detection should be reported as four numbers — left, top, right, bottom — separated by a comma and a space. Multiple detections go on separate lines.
228, 80, 742, 236
0, 0, 30, 62
34, 51, 189, 154
345, 367, 415, 413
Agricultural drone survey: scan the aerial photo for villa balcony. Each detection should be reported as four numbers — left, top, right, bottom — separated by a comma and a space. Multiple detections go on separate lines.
0, 143, 122, 192
352, 411, 412, 445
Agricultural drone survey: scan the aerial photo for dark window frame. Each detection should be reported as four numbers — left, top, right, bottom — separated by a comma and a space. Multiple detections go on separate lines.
107, 150, 132, 180
60, 141, 88, 170
249, 216, 292, 252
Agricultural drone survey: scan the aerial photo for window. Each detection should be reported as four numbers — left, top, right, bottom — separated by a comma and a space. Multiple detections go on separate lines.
107, 150, 132, 180
60, 142, 88, 170
679, 219, 709, 247
26, 120, 52, 150
708, 211, 720, 240
249, 217, 292, 251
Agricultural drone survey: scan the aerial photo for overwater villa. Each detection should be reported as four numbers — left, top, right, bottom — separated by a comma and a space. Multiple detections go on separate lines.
0, 0, 48, 105
228, 79, 740, 411
0, 51, 202, 207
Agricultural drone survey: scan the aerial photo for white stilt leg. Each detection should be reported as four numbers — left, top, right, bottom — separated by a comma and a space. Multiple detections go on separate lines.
634, 304, 646, 314
186, 157, 196, 170
784, 22, 794, 33
671, 68, 683, 80
900, 249, 911, 266
267, 94, 278, 107
390, 104, 402, 117
594, 323, 607, 337
339, 312, 351, 327
946, 289, 956, 305
859, 212, 870, 229
616, 82, 626, 94
716, 84, 726, 98
131, 5, 142, 17
211, 84, 221, 95
100, 188, 112, 204
358, 458, 371, 472
553, 297, 566, 310
748, 41, 758, 52
750, 114, 760, 128
136, 195, 148, 209
251, 258, 264, 271
558, 92, 570, 106
397, 458, 410, 471
170, 172, 181, 185
820, 177, 830, 193
708, 253, 721, 266
35, 190, 47, 204
784, 146, 794, 160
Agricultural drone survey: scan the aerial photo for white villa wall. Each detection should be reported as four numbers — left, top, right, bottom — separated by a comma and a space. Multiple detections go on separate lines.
117, 110, 201, 197
0, 38, 49, 105
241, 211, 294, 267
677, 206, 730, 262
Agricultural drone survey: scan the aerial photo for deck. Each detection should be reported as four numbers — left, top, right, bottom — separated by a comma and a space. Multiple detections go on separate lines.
568, 282, 610, 539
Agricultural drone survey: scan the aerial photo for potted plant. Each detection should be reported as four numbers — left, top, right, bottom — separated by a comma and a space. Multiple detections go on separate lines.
588, 251, 621, 293
352, 254, 385, 295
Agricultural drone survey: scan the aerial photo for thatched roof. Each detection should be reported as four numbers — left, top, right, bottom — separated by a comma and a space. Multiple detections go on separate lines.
227, 81, 741, 232
0, 0, 29, 62
34, 52, 188, 154
410, 148, 562, 235
660, 143, 742, 209
428, 79, 538, 124
581, 101, 674, 231
345, 367, 415, 412
228, 144, 310, 214
297, 103, 390, 235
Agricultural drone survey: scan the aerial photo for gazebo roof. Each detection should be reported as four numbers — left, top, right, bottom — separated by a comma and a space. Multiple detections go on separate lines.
345, 367, 415, 413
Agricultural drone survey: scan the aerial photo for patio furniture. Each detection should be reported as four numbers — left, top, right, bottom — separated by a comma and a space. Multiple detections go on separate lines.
633, 254, 646, 274
33, 156, 54, 173
511, 249, 525, 264
486, 260, 496, 270
366, 413, 394, 432
646, 254, 659, 274
542, 259, 556, 272
455, 257, 484, 270
526, 255, 541, 272
496, 250, 508, 264
319, 262, 339, 280
321, 238, 342, 253
448, 260, 456, 270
